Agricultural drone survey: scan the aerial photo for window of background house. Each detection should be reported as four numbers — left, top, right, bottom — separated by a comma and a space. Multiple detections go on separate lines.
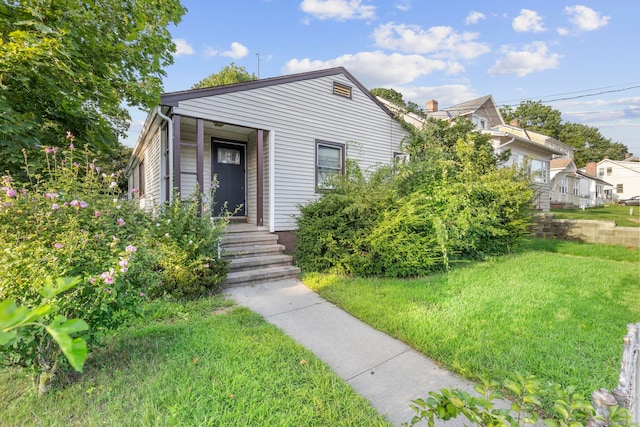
616, 184, 623, 193
559, 177, 568, 194
531, 160, 548, 183
598, 168, 604, 176
606, 167, 612, 175
316, 141, 344, 189
573, 179, 579, 196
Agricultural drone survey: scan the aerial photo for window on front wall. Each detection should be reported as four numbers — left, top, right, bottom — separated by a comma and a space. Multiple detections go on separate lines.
138, 160, 145, 196
316, 141, 344, 189
573, 179, 579, 196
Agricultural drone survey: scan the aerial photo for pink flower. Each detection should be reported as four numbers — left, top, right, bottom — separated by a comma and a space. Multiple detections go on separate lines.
119, 259, 128, 268
66, 131, 73, 140
131, 188, 137, 194
94, 211, 101, 217
79, 201, 88, 208
51, 203, 60, 210
70, 200, 80, 207
89, 163, 95, 169
116, 218, 125, 227
6, 188, 16, 197
120, 267, 128, 273
100, 269, 115, 285
53, 243, 63, 249
125, 245, 137, 253
96, 166, 101, 173
44, 192, 58, 200
89, 277, 96, 284
139, 292, 145, 297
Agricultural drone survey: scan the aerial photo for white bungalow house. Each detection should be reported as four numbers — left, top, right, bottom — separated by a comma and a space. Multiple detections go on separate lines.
594, 156, 640, 201
126, 67, 410, 252
577, 163, 613, 207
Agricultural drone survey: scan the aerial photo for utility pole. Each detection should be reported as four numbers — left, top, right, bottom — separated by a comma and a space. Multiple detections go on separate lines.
256, 52, 261, 79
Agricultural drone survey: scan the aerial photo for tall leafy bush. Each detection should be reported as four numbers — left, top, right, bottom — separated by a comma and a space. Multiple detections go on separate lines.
295, 119, 533, 277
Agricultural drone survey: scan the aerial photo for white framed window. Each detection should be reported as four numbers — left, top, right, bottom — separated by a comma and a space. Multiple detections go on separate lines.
616, 184, 623, 193
530, 160, 548, 183
573, 179, 579, 196
598, 168, 604, 176
606, 167, 612, 175
559, 177, 568, 194
316, 141, 344, 189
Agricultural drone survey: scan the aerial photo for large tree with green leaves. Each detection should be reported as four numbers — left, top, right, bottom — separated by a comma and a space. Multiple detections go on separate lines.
500, 100, 628, 167
192, 63, 256, 89
0, 0, 186, 177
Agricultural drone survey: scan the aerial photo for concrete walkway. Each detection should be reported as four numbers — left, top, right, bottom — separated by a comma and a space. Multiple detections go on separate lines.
224, 278, 477, 426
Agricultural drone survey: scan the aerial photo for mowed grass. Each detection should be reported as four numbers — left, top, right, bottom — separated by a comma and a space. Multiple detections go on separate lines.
0, 297, 390, 427
303, 239, 640, 396
550, 205, 640, 227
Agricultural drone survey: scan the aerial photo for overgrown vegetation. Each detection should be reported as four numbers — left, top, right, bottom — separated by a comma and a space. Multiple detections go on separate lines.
0, 0, 186, 179
0, 297, 391, 426
295, 118, 533, 277
0, 139, 228, 393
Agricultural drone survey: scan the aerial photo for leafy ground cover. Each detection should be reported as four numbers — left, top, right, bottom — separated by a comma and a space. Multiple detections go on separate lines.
302, 238, 640, 398
550, 205, 640, 227
0, 296, 390, 426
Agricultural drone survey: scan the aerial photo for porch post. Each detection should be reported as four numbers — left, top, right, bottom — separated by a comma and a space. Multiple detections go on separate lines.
256, 129, 264, 227
196, 118, 204, 215
172, 114, 181, 194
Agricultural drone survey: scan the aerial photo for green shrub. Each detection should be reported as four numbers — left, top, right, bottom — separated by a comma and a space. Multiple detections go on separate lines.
0, 140, 155, 390
147, 192, 229, 299
294, 120, 533, 277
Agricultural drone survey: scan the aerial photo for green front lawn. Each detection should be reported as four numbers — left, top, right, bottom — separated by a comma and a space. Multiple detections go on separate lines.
550, 205, 640, 227
0, 297, 390, 427
303, 239, 640, 398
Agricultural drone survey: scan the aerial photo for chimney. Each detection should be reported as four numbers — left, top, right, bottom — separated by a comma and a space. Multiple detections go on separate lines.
586, 162, 597, 176
509, 118, 521, 127
425, 99, 438, 112
625, 152, 632, 159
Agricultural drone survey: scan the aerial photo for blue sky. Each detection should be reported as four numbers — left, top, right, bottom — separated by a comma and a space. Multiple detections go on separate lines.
124, 0, 640, 156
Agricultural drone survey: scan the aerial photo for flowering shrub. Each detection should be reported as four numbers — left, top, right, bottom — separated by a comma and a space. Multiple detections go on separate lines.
0, 138, 157, 390
147, 191, 230, 299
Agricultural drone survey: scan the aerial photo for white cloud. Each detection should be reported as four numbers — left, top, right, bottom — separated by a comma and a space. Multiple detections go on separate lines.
395, 0, 411, 12
283, 51, 454, 87
557, 27, 569, 36
488, 42, 562, 77
512, 9, 546, 33
173, 38, 194, 56
300, 0, 376, 21
372, 23, 490, 60
465, 11, 485, 25
221, 42, 249, 59
565, 5, 610, 31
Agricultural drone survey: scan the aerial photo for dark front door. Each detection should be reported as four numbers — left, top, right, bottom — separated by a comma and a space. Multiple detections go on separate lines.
212, 140, 246, 216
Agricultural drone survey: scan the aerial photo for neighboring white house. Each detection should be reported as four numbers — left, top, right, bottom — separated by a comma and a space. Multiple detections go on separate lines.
125, 67, 410, 250
550, 158, 581, 208
576, 165, 612, 207
595, 156, 640, 201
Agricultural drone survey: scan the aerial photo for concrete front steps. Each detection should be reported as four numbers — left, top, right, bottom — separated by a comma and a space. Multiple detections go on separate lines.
221, 223, 300, 288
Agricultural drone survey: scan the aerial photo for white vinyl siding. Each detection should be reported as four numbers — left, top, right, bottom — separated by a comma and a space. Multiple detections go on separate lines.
172, 74, 409, 231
